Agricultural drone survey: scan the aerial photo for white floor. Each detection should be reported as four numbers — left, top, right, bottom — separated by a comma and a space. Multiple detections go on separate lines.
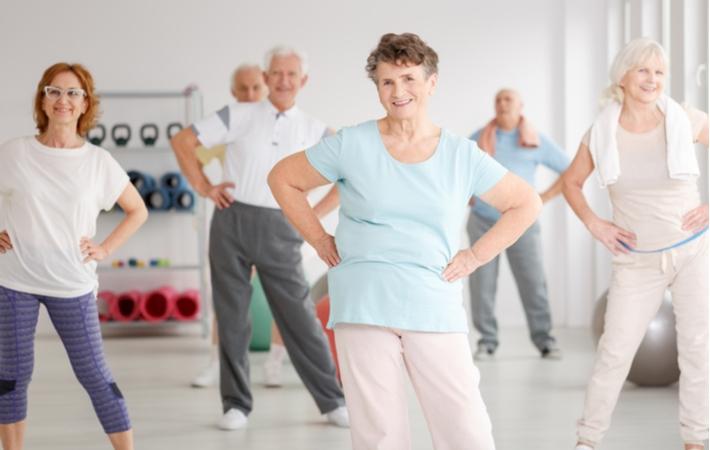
21, 327, 692, 450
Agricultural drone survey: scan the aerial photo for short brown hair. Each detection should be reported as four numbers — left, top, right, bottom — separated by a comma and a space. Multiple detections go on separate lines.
33, 62, 100, 137
366, 33, 439, 83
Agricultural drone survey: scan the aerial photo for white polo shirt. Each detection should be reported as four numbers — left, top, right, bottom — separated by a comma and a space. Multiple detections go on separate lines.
192, 100, 327, 209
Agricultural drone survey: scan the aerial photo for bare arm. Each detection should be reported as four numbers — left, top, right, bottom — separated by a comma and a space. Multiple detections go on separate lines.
697, 117, 709, 147
561, 142, 636, 254
81, 183, 148, 262
682, 113, 709, 231
540, 175, 565, 204
442, 172, 542, 282
171, 127, 235, 209
268, 151, 340, 266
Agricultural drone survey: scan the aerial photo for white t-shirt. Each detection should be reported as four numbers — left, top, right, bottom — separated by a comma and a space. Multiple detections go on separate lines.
192, 100, 327, 209
0, 137, 129, 298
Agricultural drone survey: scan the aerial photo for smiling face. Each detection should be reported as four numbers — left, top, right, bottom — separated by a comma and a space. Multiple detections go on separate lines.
264, 54, 307, 111
42, 71, 87, 129
620, 55, 666, 105
374, 61, 437, 121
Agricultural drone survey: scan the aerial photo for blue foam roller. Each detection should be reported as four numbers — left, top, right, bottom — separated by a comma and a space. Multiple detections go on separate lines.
145, 188, 173, 210
172, 189, 195, 211
127, 171, 156, 196
160, 172, 186, 191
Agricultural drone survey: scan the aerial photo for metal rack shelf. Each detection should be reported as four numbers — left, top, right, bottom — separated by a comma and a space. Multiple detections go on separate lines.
96, 88, 209, 337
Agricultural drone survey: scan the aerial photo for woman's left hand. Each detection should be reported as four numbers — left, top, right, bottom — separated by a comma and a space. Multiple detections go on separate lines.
80, 237, 108, 263
682, 204, 709, 234
442, 248, 484, 282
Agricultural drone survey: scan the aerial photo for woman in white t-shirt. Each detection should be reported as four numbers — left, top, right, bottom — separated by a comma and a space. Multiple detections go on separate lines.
0, 63, 147, 450
563, 38, 709, 450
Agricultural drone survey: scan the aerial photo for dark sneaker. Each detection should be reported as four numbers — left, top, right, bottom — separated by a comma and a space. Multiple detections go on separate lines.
473, 343, 495, 361
541, 345, 562, 360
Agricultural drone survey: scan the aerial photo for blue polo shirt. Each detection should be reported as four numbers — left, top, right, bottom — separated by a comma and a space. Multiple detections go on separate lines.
470, 128, 569, 221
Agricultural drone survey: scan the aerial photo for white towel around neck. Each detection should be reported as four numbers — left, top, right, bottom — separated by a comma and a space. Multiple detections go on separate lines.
588, 95, 699, 188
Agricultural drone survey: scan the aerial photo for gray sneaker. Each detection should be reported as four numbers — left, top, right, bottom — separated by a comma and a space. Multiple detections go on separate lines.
541, 345, 562, 360
473, 343, 495, 361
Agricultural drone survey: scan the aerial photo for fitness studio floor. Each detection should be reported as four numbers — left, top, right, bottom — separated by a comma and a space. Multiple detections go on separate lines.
23, 327, 685, 450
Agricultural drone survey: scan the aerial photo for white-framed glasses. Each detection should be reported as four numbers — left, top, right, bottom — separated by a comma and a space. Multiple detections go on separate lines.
43, 85, 87, 100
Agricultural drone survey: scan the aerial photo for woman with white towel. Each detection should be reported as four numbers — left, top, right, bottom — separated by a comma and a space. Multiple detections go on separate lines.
563, 38, 709, 450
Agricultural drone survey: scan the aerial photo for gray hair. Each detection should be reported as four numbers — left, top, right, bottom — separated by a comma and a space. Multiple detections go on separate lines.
602, 37, 668, 104
230, 63, 262, 91
263, 46, 309, 75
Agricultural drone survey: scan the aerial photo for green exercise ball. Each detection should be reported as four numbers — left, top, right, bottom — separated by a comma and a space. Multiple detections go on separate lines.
249, 274, 273, 351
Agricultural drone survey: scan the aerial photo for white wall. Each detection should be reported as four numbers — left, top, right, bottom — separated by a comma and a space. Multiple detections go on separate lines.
0, 0, 705, 332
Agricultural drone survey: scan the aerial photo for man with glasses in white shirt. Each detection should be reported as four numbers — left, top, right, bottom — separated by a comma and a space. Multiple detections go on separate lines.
171, 46, 346, 431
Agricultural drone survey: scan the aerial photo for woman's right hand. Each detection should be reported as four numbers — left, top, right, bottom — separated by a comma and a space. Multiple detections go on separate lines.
0, 230, 12, 254
205, 182, 236, 210
587, 218, 636, 255
314, 234, 340, 268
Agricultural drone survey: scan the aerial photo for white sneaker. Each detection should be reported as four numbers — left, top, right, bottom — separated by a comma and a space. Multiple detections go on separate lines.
473, 343, 495, 361
263, 359, 284, 387
191, 358, 219, 388
324, 406, 350, 428
575, 445, 594, 450
217, 408, 248, 430
263, 344, 287, 387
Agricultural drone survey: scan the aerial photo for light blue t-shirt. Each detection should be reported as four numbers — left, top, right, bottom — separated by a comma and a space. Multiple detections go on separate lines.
470, 128, 570, 221
306, 120, 507, 333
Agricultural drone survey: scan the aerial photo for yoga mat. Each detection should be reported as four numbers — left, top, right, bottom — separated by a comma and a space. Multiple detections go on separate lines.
173, 289, 200, 321
97, 291, 116, 322
111, 290, 142, 322
140, 286, 177, 322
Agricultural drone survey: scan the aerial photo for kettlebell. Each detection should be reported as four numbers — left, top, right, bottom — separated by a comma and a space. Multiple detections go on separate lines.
140, 123, 159, 146
166, 122, 183, 140
111, 124, 132, 147
88, 123, 106, 146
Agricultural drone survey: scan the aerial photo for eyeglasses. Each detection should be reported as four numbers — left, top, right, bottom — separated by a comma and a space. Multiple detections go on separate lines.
43, 85, 87, 100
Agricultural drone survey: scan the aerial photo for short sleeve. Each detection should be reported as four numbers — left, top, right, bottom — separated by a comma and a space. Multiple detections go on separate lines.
538, 134, 571, 173
98, 151, 130, 211
0, 141, 12, 195
683, 103, 708, 142
469, 146, 508, 197
305, 129, 344, 182
192, 104, 238, 148
580, 127, 592, 147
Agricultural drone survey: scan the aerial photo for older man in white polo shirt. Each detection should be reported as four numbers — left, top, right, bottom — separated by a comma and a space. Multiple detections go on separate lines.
171, 46, 346, 431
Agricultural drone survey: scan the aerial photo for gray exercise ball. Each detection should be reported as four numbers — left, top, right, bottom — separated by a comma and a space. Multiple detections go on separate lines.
592, 289, 680, 387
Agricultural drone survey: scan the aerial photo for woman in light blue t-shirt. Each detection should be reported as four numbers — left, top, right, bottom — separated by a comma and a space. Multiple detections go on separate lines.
269, 33, 541, 450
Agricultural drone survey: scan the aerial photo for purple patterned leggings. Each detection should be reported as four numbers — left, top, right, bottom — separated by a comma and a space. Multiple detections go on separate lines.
0, 285, 131, 433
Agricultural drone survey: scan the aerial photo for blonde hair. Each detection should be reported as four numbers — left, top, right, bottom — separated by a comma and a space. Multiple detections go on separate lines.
602, 37, 668, 104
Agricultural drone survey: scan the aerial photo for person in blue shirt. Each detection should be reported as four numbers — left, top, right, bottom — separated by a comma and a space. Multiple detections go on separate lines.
469, 89, 570, 360
268, 33, 541, 450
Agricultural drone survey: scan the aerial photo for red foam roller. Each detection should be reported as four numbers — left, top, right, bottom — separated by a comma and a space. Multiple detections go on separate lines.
140, 286, 177, 322
111, 290, 142, 322
173, 289, 200, 321
315, 295, 340, 381
97, 291, 116, 322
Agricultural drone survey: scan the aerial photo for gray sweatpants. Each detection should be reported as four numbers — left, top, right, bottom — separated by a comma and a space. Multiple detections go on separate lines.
467, 213, 555, 352
209, 201, 344, 416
